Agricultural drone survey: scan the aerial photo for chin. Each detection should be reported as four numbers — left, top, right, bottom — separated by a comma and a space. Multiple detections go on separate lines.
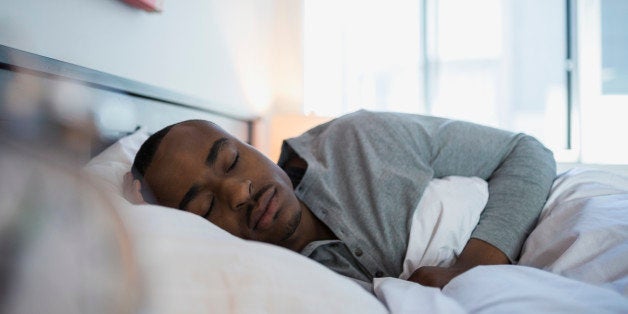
279, 206, 302, 243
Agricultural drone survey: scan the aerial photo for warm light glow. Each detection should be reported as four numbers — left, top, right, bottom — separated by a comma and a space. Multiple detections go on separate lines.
269, 114, 332, 162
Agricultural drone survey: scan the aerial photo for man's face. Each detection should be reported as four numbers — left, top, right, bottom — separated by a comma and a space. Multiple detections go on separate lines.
143, 121, 303, 246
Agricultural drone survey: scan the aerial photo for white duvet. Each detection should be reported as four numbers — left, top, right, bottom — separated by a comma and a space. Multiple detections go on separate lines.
84, 130, 628, 313
375, 169, 628, 313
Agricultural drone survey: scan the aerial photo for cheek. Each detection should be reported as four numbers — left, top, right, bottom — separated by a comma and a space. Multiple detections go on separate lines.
246, 150, 289, 180
263, 161, 293, 188
209, 213, 247, 238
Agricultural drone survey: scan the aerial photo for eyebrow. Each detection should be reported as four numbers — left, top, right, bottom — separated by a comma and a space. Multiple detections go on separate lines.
178, 137, 228, 210
206, 137, 229, 167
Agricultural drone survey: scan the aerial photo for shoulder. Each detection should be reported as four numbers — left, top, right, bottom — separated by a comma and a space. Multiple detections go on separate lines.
333, 109, 422, 124
321, 110, 444, 133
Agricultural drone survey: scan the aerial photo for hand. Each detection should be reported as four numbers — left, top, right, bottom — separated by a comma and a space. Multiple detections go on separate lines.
407, 238, 510, 289
408, 265, 468, 289
123, 172, 147, 204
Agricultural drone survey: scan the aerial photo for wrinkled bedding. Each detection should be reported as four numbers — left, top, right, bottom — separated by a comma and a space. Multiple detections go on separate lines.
376, 168, 628, 313
84, 130, 628, 313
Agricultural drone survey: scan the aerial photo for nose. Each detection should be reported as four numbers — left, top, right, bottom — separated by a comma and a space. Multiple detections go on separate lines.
220, 178, 252, 211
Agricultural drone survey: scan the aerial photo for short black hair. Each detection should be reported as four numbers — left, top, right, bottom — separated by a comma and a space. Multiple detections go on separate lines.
131, 124, 177, 181
130, 120, 217, 203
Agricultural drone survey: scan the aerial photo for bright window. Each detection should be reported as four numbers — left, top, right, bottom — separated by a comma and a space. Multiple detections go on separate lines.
304, 0, 628, 164
576, 0, 628, 164
304, 0, 621, 163
303, 0, 423, 116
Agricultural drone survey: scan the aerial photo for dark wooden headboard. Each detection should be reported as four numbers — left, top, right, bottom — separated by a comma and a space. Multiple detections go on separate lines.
0, 44, 256, 156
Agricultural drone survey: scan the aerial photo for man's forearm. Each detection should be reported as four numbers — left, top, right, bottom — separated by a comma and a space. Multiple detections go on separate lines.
455, 238, 509, 267
407, 238, 509, 288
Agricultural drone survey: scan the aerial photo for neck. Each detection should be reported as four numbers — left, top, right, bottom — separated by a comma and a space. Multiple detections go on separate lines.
285, 201, 336, 252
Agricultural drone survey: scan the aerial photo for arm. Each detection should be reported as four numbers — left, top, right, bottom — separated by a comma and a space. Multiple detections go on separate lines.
407, 120, 556, 288
468, 135, 556, 262
408, 239, 507, 288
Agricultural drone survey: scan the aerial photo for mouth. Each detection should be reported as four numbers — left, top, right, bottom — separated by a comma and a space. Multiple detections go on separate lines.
248, 186, 279, 231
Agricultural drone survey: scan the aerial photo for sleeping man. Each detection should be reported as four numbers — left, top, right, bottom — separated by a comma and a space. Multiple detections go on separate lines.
123, 110, 556, 290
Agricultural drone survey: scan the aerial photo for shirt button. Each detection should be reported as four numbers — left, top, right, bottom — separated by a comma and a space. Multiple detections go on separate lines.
354, 248, 363, 257
375, 270, 384, 277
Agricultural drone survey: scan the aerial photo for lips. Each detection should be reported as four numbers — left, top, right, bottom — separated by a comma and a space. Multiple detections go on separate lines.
248, 186, 277, 230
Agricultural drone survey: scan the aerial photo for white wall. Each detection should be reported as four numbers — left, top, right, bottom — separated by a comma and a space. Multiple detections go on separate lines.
0, 0, 301, 119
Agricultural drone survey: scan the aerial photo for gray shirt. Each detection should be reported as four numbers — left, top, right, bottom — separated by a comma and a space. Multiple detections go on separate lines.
277, 110, 556, 289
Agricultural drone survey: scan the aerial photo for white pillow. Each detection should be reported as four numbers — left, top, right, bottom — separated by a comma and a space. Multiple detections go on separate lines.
400, 176, 488, 279
84, 129, 149, 195
84, 132, 388, 314
519, 168, 628, 296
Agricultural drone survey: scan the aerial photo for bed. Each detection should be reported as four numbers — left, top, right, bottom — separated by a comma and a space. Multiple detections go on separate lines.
2, 45, 627, 313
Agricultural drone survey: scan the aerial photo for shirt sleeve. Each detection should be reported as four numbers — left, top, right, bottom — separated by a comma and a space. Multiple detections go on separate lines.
471, 135, 556, 262
428, 119, 556, 262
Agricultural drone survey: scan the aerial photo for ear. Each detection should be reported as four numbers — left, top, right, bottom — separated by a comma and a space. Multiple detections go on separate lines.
123, 171, 147, 204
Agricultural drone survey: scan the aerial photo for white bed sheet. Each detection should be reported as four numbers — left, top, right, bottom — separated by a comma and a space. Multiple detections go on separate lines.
375, 168, 628, 313
519, 168, 628, 296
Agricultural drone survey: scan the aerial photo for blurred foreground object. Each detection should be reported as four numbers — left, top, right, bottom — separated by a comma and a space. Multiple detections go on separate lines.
0, 54, 98, 161
0, 145, 140, 314
0, 52, 140, 314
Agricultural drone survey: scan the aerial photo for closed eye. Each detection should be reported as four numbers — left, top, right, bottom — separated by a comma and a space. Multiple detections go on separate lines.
203, 198, 214, 218
227, 152, 239, 172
